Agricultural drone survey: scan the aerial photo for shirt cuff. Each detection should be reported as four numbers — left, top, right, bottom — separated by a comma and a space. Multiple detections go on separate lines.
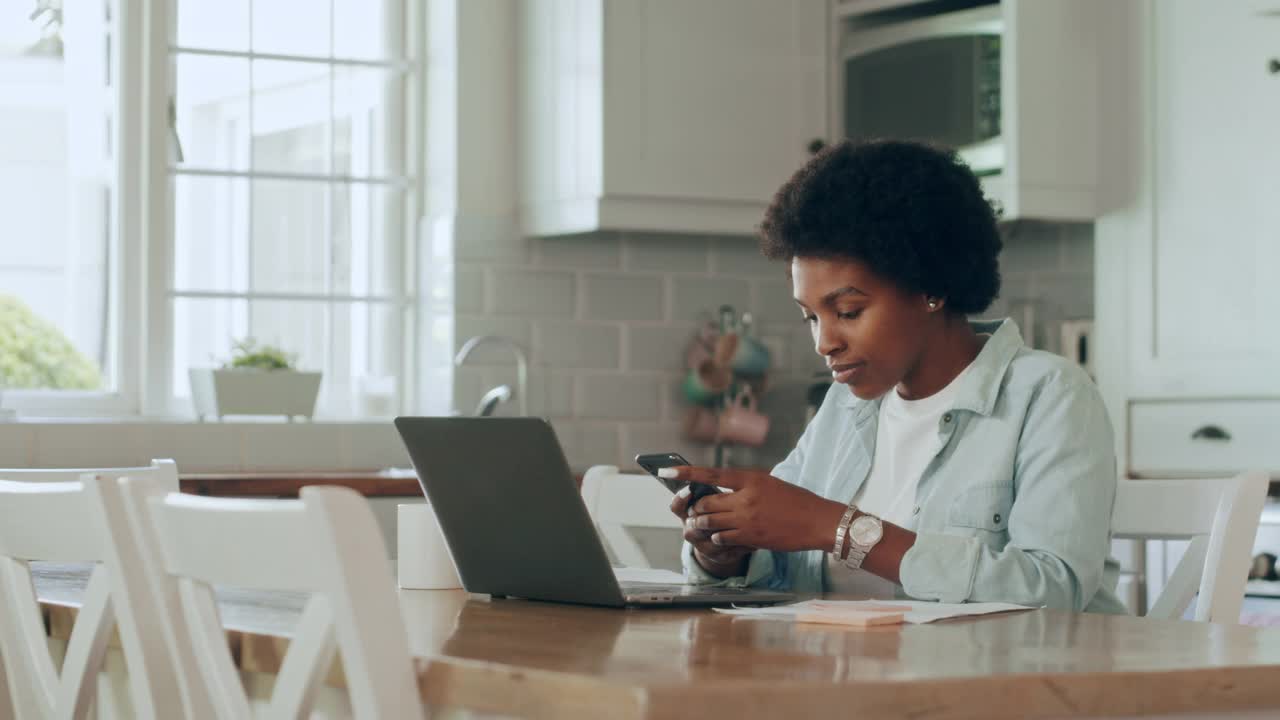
899, 532, 981, 603
681, 542, 775, 587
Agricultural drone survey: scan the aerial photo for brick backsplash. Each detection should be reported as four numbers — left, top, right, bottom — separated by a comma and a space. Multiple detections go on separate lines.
453, 221, 1093, 471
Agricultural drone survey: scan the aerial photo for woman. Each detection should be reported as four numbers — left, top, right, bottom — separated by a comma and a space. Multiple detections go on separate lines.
665, 139, 1126, 613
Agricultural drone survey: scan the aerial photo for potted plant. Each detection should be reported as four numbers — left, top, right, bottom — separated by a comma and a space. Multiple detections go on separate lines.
189, 338, 322, 421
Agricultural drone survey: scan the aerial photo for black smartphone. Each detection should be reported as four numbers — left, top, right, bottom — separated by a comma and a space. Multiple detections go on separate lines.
633, 452, 721, 503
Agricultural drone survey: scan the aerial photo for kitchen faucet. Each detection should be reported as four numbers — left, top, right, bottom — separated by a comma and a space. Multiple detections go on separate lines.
453, 335, 529, 416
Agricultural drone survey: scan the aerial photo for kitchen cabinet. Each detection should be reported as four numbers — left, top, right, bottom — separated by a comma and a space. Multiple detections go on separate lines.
1099, 0, 1280, 403
1097, 0, 1280, 468
1129, 400, 1280, 478
519, 0, 827, 236
1095, 1, 1280, 610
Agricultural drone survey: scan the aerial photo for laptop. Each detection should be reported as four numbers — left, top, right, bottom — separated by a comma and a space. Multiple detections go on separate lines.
393, 416, 794, 608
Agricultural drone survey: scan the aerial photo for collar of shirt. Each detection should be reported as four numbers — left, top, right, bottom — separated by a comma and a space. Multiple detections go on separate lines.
838, 318, 1024, 422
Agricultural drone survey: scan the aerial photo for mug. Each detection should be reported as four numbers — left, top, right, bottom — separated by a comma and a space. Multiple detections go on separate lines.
397, 503, 462, 590
685, 321, 718, 370
682, 405, 720, 443
718, 388, 770, 447
680, 361, 732, 406
731, 335, 772, 377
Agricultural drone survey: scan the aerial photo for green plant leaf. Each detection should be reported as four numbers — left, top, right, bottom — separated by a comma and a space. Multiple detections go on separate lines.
223, 337, 298, 371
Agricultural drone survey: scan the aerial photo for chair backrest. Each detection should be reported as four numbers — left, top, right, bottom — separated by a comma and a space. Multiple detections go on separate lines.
0, 459, 180, 492
1111, 471, 1269, 623
0, 469, 185, 720
580, 465, 684, 568
143, 486, 424, 720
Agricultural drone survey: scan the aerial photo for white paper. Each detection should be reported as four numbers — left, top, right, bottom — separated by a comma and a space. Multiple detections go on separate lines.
612, 567, 688, 585
714, 599, 1035, 624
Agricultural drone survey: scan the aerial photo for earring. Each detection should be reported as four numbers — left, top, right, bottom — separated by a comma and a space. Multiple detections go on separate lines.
927, 299, 939, 309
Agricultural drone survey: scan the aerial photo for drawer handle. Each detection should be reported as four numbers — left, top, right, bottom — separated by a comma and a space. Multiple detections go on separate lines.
1190, 425, 1232, 441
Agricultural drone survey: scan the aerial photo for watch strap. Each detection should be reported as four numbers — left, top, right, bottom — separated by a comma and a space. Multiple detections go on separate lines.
832, 503, 858, 560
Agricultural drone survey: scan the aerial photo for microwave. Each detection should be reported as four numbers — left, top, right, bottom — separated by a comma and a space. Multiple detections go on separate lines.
840, 3, 1003, 175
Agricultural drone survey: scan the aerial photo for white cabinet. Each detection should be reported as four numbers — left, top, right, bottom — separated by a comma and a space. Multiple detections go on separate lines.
1099, 0, 1280, 401
1129, 400, 1280, 478
519, 0, 827, 237
1096, 0, 1280, 481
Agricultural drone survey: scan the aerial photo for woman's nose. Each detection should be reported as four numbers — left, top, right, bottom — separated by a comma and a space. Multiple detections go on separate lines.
814, 321, 844, 357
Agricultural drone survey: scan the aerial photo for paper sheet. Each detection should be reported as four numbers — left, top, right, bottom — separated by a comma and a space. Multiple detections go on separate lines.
714, 599, 1035, 624
611, 567, 687, 584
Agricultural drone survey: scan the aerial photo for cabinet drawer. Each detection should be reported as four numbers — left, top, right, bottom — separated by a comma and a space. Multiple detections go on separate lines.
1130, 401, 1280, 477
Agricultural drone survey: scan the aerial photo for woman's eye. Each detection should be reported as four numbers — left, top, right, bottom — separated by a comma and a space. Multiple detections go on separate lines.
802, 314, 817, 324
838, 310, 863, 320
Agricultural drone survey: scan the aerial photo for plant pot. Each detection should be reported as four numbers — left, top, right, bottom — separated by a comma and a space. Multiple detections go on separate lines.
189, 368, 322, 421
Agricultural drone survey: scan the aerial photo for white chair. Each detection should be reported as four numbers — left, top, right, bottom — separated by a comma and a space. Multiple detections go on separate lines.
581, 465, 685, 568
0, 459, 184, 715
0, 458, 180, 492
0, 471, 186, 720
142, 485, 425, 720
1111, 471, 1269, 623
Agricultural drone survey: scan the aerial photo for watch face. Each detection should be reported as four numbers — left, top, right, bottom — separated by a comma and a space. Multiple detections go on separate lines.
850, 515, 883, 546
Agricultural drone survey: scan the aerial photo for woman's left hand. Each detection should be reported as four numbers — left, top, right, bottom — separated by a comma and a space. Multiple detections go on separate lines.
660, 466, 848, 553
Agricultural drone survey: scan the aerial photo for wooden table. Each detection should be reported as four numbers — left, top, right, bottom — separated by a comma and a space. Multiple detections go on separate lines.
33, 563, 1280, 720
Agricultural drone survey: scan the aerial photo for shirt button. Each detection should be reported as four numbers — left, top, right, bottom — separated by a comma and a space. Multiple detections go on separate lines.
993, 513, 1002, 524
943, 413, 953, 423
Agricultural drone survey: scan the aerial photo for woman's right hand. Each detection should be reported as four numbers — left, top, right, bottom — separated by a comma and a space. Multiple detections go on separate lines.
670, 485, 751, 578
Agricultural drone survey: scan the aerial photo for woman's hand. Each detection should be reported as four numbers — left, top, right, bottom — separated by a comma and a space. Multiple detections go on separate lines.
670, 484, 752, 578
662, 466, 848, 554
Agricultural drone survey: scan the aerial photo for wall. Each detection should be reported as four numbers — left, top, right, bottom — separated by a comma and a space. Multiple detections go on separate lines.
435, 1, 1099, 473
452, 220, 1096, 472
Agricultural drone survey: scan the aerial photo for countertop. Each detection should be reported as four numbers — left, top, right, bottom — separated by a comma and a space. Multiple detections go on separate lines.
33, 563, 1280, 720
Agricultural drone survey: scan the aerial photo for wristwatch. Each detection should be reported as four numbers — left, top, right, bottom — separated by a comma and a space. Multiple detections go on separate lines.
842, 513, 884, 570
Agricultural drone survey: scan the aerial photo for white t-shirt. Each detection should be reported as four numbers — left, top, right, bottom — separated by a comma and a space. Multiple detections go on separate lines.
826, 363, 974, 599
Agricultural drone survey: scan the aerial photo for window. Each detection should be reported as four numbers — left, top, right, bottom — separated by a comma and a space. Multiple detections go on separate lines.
0, 1, 121, 414
167, 0, 419, 418
0, 0, 420, 420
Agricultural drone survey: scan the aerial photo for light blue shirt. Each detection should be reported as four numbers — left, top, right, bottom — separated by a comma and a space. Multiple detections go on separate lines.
683, 319, 1128, 614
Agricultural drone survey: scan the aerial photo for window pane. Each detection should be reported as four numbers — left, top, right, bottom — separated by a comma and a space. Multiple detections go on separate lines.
248, 181, 402, 296
334, 0, 397, 60
0, 2, 113, 392
176, 0, 249, 51
251, 60, 331, 174
333, 66, 397, 178
174, 175, 250, 293
252, 0, 331, 58
173, 297, 407, 418
175, 178, 403, 298
249, 178, 329, 293
174, 54, 251, 170
332, 184, 404, 298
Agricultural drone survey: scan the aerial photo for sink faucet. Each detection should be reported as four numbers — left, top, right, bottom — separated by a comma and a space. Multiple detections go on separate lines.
473, 384, 513, 417
454, 335, 529, 416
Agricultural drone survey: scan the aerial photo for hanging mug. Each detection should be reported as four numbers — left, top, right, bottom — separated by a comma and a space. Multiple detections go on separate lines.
682, 405, 720, 444
717, 387, 770, 447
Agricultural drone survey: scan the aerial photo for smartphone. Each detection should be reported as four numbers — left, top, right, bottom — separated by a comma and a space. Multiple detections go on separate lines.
633, 452, 721, 503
